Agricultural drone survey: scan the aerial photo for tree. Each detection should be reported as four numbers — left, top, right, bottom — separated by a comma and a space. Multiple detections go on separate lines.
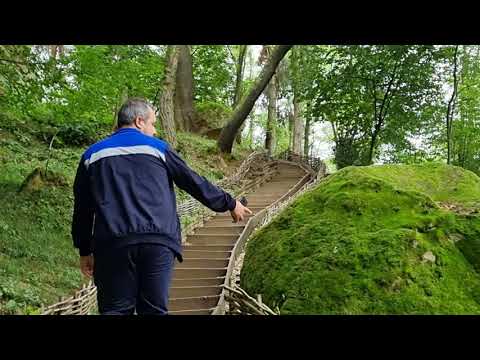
446, 45, 459, 165
159, 46, 180, 147
304, 116, 311, 157
265, 73, 277, 155
174, 45, 196, 132
261, 46, 278, 155
227, 45, 249, 144
301, 45, 442, 168
289, 46, 305, 155
192, 45, 235, 106
217, 45, 293, 154
451, 45, 480, 175
232, 45, 248, 107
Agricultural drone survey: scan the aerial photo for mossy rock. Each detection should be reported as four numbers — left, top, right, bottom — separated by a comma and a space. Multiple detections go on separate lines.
19, 167, 69, 193
241, 163, 480, 314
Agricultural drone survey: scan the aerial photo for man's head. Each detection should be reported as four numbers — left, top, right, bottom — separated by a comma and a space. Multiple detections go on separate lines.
117, 98, 157, 137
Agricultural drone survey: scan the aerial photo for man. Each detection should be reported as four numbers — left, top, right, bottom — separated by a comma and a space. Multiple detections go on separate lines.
72, 98, 252, 315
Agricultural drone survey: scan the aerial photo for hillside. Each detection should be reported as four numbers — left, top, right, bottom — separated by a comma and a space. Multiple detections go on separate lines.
240, 163, 480, 314
0, 114, 250, 314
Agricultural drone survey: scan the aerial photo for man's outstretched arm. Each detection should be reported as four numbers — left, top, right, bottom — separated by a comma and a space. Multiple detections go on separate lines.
164, 146, 252, 222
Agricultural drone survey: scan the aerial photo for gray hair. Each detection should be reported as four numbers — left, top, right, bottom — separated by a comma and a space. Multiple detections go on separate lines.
117, 98, 153, 128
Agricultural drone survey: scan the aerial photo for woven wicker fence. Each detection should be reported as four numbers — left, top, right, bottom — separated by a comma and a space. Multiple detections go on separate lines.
40, 150, 271, 315
41, 280, 97, 315
222, 151, 327, 315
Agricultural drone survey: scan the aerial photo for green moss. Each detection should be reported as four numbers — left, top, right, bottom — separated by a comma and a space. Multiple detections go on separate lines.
241, 164, 480, 314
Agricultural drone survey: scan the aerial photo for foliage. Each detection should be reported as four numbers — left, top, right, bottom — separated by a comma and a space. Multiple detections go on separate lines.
192, 45, 235, 107
451, 46, 480, 175
296, 45, 446, 168
195, 101, 233, 129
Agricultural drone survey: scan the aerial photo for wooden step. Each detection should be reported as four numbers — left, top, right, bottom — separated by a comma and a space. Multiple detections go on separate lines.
243, 206, 265, 211
170, 286, 222, 298
186, 234, 238, 245
262, 183, 298, 187
246, 201, 274, 206
195, 226, 244, 235
279, 171, 305, 174
274, 176, 304, 180
171, 277, 225, 287
205, 218, 247, 226
182, 244, 234, 252
169, 308, 214, 315
240, 198, 277, 202
176, 258, 229, 268
255, 186, 293, 191
173, 268, 226, 279
168, 296, 220, 311
183, 250, 232, 259
213, 213, 255, 218
204, 219, 248, 226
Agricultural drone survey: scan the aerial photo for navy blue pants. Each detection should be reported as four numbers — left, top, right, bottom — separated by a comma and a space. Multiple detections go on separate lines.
93, 243, 175, 315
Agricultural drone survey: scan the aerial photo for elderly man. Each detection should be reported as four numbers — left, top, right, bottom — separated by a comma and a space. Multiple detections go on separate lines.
72, 98, 251, 315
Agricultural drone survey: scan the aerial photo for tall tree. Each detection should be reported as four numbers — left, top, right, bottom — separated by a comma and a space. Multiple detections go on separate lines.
292, 98, 304, 155
49, 45, 65, 59
159, 46, 180, 147
290, 46, 305, 155
446, 45, 459, 165
262, 46, 278, 155
232, 45, 249, 144
217, 45, 293, 153
174, 45, 196, 132
232, 45, 248, 107
265, 73, 277, 154
304, 116, 311, 157
451, 45, 480, 175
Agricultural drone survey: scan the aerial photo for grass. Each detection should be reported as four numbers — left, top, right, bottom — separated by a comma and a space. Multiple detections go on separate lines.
0, 114, 250, 314
241, 163, 480, 314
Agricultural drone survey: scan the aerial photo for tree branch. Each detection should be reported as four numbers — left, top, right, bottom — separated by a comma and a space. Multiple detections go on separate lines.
226, 45, 237, 64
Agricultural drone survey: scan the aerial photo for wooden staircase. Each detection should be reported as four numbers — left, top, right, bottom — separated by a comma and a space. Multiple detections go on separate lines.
168, 162, 307, 315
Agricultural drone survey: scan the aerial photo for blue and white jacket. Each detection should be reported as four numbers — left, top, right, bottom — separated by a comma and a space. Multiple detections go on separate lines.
71, 128, 236, 261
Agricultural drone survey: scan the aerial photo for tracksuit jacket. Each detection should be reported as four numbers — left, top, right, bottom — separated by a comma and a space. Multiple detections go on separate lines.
71, 128, 237, 262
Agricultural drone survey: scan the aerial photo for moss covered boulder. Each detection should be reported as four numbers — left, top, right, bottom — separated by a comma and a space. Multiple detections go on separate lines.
240, 163, 480, 314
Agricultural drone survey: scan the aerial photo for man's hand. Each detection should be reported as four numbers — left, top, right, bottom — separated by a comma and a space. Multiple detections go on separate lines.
230, 200, 253, 223
80, 255, 94, 278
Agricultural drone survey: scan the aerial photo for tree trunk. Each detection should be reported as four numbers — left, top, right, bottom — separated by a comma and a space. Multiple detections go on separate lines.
235, 46, 250, 145
113, 87, 129, 130
265, 75, 277, 155
292, 96, 305, 155
288, 111, 294, 150
304, 116, 311, 157
233, 45, 248, 107
159, 46, 180, 147
217, 45, 293, 153
367, 130, 379, 165
446, 45, 459, 165
174, 45, 196, 132
49, 45, 64, 59
248, 114, 255, 148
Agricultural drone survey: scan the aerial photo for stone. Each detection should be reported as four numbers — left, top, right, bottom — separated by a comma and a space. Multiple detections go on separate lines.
449, 233, 464, 243
422, 251, 436, 263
